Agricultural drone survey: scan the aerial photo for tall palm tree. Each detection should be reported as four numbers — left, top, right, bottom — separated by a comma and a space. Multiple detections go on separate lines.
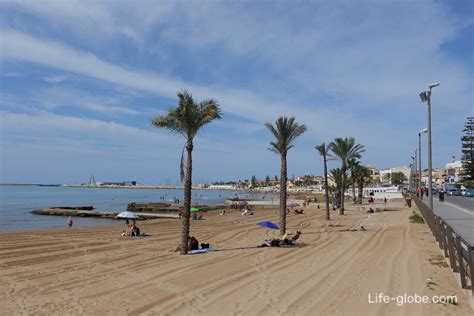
316, 143, 331, 220
348, 158, 360, 203
353, 165, 372, 204
151, 90, 221, 255
330, 137, 365, 215
329, 168, 344, 208
265, 117, 307, 235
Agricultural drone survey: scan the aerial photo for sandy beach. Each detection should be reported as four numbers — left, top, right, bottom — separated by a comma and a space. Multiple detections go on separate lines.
1, 201, 471, 315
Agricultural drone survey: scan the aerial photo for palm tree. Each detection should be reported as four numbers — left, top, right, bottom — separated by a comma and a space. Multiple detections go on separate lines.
265, 117, 307, 235
348, 158, 360, 203
151, 90, 221, 254
316, 143, 331, 220
353, 165, 372, 204
329, 137, 365, 215
329, 168, 344, 208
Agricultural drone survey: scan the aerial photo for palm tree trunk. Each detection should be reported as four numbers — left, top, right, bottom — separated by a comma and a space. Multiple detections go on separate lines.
180, 141, 193, 255
358, 179, 363, 204
340, 167, 346, 215
352, 177, 356, 203
280, 152, 288, 235
323, 155, 330, 220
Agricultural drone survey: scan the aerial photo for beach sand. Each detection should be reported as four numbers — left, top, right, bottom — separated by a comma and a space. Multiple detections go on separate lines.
1, 201, 471, 315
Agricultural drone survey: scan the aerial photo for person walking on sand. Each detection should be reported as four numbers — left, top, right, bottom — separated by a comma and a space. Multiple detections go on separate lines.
67, 216, 73, 227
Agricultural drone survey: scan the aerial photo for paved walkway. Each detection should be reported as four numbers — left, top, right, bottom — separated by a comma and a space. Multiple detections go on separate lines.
419, 195, 474, 246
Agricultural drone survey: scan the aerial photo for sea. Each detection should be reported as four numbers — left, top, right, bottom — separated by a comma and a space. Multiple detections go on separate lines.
0, 185, 270, 232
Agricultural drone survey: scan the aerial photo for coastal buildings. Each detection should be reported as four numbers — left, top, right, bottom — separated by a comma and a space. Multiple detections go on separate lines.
444, 160, 463, 183
379, 166, 411, 185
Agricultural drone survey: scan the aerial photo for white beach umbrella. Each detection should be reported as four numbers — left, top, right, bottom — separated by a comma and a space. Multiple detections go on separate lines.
117, 211, 138, 219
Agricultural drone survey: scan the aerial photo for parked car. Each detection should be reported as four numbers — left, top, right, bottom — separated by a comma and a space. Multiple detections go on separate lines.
446, 188, 461, 196
464, 188, 474, 197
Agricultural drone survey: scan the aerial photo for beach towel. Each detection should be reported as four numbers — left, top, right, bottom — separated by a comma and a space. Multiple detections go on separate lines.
188, 247, 215, 254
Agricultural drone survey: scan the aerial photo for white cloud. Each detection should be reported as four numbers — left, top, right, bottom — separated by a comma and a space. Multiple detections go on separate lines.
0, 1, 472, 183
43, 75, 68, 83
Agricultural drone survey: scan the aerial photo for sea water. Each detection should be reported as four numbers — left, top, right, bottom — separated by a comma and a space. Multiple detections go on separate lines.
0, 185, 268, 232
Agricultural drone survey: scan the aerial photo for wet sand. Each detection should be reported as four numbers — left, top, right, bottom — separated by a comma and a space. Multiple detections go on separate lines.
0, 201, 471, 315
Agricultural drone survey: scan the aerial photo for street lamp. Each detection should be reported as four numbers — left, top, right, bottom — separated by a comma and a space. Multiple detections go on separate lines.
411, 155, 416, 192
418, 128, 428, 197
419, 82, 440, 210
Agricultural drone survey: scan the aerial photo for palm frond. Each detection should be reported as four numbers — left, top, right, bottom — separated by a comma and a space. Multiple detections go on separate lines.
268, 142, 281, 154
266, 116, 306, 154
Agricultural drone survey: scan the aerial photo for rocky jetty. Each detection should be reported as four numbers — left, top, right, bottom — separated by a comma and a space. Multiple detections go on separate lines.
31, 203, 224, 220
127, 202, 223, 214
32, 208, 116, 218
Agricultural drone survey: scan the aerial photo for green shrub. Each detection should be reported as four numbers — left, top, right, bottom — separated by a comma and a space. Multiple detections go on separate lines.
409, 212, 425, 224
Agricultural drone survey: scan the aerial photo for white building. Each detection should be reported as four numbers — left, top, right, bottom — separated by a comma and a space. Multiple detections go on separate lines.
444, 160, 462, 183
379, 166, 411, 185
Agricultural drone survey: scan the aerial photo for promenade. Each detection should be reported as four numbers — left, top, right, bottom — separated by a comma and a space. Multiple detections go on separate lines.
420, 195, 474, 245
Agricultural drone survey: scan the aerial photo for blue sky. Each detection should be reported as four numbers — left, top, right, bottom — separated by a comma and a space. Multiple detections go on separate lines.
1, 0, 473, 184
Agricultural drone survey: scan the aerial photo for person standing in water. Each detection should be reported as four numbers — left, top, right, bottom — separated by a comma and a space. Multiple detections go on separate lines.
67, 216, 73, 227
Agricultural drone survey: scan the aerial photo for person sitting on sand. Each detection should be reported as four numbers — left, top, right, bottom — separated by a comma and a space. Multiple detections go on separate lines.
367, 208, 375, 214
125, 219, 133, 236
175, 236, 200, 252
188, 236, 199, 250
131, 224, 140, 237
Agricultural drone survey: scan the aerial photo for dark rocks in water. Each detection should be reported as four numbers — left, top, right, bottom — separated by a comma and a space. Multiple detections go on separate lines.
127, 202, 172, 213
51, 206, 94, 211
31, 208, 116, 218
127, 202, 223, 214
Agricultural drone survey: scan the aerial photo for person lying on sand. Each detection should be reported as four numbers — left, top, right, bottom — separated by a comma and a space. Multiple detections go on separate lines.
294, 209, 304, 214
259, 230, 302, 247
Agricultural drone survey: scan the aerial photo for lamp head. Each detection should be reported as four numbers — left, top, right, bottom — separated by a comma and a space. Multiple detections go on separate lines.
419, 91, 428, 102
429, 82, 440, 89
419, 128, 428, 134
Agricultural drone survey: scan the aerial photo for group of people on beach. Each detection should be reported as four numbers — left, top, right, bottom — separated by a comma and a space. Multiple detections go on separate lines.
122, 219, 141, 237
287, 208, 304, 215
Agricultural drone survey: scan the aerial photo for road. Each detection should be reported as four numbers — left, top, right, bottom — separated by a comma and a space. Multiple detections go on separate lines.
444, 195, 474, 211
420, 195, 474, 246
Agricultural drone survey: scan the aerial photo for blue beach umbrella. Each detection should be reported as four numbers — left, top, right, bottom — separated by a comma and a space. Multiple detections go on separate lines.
256, 221, 279, 230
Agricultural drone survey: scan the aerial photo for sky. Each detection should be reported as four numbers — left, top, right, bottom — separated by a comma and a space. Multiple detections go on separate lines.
0, 0, 473, 185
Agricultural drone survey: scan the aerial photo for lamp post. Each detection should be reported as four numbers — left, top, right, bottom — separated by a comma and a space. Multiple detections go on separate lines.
413, 148, 418, 194
419, 83, 440, 210
418, 128, 428, 197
